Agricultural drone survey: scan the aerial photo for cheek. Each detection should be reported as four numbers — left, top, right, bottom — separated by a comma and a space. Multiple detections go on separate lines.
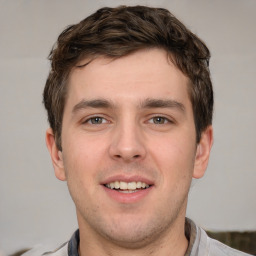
61, 136, 100, 185
149, 134, 196, 181
62, 142, 99, 207
63, 130, 107, 166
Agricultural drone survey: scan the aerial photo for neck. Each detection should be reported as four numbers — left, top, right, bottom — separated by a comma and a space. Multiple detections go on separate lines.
78, 216, 189, 256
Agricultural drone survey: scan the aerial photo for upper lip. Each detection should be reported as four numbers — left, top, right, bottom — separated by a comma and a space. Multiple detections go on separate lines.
101, 175, 154, 185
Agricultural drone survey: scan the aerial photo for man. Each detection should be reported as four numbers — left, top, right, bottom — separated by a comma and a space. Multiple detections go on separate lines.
25, 5, 251, 256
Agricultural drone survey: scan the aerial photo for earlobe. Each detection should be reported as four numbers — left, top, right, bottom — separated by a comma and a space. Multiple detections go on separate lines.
45, 128, 66, 181
193, 126, 213, 179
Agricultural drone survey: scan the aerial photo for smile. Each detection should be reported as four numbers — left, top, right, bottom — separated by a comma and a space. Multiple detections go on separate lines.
105, 181, 150, 193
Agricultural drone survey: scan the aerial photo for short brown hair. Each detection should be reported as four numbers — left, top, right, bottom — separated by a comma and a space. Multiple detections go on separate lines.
43, 5, 213, 150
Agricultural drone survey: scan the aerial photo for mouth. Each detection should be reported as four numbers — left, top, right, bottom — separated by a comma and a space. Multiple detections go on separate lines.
104, 181, 151, 193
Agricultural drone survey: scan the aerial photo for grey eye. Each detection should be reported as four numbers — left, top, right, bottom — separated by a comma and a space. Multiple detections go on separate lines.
152, 117, 167, 124
89, 117, 104, 124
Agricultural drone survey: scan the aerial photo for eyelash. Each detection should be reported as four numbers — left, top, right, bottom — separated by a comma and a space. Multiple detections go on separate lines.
148, 116, 173, 125
83, 116, 108, 125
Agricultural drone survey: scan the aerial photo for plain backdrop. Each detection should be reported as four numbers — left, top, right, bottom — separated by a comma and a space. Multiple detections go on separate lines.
0, 0, 255, 254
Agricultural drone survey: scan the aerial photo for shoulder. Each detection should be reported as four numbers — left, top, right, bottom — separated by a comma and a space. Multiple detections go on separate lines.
21, 242, 68, 256
21, 229, 79, 256
207, 237, 252, 256
195, 225, 252, 256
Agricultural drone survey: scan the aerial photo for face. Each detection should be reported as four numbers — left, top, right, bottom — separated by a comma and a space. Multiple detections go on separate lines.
46, 48, 212, 248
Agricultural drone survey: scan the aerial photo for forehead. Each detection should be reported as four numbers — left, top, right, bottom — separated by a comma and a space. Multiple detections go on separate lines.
66, 48, 190, 107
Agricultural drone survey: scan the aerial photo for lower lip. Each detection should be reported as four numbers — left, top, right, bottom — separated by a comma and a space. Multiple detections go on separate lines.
102, 185, 153, 204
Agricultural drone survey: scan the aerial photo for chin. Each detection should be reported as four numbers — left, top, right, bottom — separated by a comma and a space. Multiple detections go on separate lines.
98, 214, 172, 249
103, 227, 156, 249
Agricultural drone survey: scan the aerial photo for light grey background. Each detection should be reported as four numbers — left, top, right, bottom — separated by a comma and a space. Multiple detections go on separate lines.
0, 0, 255, 255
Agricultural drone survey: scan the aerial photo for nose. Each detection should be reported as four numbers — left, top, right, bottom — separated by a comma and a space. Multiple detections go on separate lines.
108, 121, 146, 162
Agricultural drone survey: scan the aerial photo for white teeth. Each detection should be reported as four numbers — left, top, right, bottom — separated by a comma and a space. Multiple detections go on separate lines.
114, 181, 120, 189
105, 181, 150, 190
127, 182, 136, 190
119, 190, 137, 193
120, 181, 128, 190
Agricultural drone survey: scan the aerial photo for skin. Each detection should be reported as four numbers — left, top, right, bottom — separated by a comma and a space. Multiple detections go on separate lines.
46, 48, 213, 256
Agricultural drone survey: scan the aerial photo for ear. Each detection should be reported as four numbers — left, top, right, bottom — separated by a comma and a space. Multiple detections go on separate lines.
45, 128, 66, 181
193, 126, 213, 179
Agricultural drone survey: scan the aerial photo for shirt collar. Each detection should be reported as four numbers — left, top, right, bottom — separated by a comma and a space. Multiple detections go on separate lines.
68, 229, 80, 256
184, 218, 197, 256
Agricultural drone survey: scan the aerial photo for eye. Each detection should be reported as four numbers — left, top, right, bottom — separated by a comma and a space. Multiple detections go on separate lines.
85, 116, 107, 124
149, 116, 170, 124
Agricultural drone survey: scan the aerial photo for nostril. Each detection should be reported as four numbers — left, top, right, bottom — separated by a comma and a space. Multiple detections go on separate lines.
114, 154, 140, 160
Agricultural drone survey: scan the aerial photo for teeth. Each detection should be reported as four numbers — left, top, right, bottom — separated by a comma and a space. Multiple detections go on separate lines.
105, 181, 150, 190
114, 181, 120, 189
127, 182, 136, 190
119, 190, 137, 193
120, 181, 128, 190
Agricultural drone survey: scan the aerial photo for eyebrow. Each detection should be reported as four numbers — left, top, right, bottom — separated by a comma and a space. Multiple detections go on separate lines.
140, 98, 185, 112
72, 98, 185, 113
72, 99, 114, 113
